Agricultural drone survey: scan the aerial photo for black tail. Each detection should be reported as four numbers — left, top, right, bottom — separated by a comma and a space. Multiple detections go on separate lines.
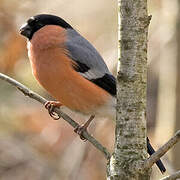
147, 137, 166, 173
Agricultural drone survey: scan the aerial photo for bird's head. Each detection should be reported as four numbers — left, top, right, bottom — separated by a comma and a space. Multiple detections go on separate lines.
19, 14, 73, 40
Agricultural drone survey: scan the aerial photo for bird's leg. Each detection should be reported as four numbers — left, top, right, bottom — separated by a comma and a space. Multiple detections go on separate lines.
74, 115, 95, 141
45, 101, 62, 120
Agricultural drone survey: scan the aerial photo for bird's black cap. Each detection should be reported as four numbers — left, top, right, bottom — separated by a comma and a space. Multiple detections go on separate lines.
20, 14, 73, 40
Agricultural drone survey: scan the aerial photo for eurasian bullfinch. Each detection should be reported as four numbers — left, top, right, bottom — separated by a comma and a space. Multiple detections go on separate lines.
19, 14, 166, 173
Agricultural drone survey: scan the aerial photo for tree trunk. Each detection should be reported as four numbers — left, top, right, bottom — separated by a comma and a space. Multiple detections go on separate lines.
107, 0, 151, 179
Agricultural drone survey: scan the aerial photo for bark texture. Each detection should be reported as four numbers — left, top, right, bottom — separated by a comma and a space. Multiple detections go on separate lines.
107, 0, 151, 179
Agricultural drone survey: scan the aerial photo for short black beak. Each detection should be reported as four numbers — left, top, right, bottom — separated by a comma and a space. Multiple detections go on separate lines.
19, 23, 32, 39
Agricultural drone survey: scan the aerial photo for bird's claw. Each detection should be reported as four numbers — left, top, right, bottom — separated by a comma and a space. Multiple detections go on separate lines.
74, 115, 95, 141
74, 125, 87, 141
45, 101, 62, 120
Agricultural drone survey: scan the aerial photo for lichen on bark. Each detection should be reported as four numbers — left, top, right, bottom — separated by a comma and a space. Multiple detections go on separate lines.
107, 0, 151, 179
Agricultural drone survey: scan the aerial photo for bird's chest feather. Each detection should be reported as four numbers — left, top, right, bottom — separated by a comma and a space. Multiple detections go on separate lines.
27, 26, 69, 88
28, 41, 72, 93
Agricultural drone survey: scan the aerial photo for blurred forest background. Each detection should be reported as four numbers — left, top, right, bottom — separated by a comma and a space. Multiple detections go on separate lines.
0, 0, 179, 179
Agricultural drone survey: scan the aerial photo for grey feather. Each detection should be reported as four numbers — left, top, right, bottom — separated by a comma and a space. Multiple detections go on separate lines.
65, 29, 111, 80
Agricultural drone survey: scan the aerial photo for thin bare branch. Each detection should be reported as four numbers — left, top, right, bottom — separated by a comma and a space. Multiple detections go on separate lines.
160, 170, 180, 180
144, 130, 180, 171
0, 72, 111, 160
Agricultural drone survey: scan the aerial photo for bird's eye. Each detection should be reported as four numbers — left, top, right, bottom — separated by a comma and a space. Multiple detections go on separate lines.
28, 18, 38, 26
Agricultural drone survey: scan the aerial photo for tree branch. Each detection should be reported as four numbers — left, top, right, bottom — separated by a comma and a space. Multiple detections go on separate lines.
144, 130, 180, 171
160, 170, 180, 180
0, 72, 111, 160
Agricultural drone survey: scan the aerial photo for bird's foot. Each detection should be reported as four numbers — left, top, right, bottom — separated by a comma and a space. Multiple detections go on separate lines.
45, 101, 62, 120
74, 115, 95, 141
74, 125, 88, 141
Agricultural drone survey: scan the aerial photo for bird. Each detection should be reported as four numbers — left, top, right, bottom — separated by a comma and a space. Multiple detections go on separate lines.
19, 14, 166, 173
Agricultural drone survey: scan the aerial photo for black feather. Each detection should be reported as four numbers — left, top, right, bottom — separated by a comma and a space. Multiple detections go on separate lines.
70, 59, 116, 96
33, 14, 73, 29
71, 61, 90, 73
147, 137, 166, 173
23, 14, 73, 40
90, 74, 116, 96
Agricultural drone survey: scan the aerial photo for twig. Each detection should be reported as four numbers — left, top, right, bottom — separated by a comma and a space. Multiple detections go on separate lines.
144, 130, 180, 171
0, 72, 111, 160
160, 170, 180, 180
